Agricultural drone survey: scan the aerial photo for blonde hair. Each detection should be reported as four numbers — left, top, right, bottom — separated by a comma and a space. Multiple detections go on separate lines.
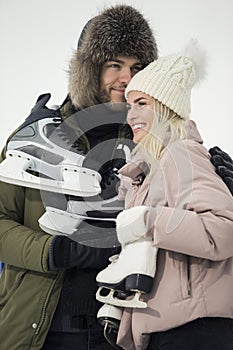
132, 99, 187, 176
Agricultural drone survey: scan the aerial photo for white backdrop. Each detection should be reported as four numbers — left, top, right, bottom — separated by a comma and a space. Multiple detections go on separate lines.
0, 0, 233, 154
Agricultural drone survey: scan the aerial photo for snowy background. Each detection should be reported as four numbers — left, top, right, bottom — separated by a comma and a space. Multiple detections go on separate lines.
0, 0, 233, 155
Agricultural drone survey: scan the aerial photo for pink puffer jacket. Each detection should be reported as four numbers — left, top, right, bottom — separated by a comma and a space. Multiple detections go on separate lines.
117, 120, 233, 350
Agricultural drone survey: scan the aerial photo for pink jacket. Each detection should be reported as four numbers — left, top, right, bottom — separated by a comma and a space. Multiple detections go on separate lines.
117, 120, 233, 350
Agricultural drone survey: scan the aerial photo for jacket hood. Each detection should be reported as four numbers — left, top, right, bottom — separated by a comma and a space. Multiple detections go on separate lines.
68, 5, 158, 110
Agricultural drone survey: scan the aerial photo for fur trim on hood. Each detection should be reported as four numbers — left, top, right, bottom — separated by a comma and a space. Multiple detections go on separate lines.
68, 5, 158, 109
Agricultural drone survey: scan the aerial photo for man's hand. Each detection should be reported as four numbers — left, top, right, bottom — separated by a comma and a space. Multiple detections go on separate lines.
209, 146, 233, 195
49, 235, 120, 270
116, 205, 149, 244
24, 93, 61, 123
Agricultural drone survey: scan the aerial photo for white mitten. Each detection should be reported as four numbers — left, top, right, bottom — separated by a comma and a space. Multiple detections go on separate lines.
116, 205, 149, 244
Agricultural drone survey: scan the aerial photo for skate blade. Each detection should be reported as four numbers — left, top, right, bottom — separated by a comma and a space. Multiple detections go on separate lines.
96, 287, 147, 309
0, 151, 101, 196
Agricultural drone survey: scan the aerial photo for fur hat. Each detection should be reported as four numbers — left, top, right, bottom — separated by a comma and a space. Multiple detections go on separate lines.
125, 40, 205, 119
69, 5, 158, 109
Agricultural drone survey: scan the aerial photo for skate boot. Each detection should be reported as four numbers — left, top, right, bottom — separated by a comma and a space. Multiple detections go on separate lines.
97, 304, 122, 349
38, 139, 130, 236
0, 94, 101, 196
96, 238, 157, 308
38, 168, 124, 236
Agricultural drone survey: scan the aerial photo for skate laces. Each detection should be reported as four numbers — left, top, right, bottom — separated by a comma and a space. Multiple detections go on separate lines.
108, 254, 119, 263
55, 123, 85, 155
101, 170, 118, 190
108, 245, 128, 264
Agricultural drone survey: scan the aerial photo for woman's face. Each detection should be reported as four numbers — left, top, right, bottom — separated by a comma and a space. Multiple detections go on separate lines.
126, 91, 154, 143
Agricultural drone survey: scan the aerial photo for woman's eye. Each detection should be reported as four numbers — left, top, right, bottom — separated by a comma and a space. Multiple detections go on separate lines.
138, 101, 146, 107
126, 103, 132, 111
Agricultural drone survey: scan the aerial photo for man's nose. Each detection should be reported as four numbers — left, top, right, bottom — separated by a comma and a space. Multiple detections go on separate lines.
119, 67, 132, 85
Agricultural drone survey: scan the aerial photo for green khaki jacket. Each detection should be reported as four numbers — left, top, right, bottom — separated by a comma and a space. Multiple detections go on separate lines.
0, 100, 76, 350
0, 151, 64, 350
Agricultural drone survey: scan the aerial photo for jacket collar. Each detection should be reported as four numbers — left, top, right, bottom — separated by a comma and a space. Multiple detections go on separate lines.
118, 119, 203, 180
184, 119, 203, 144
118, 158, 149, 181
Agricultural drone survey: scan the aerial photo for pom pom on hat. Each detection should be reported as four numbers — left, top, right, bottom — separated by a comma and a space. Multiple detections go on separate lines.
125, 39, 206, 119
182, 38, 206, 84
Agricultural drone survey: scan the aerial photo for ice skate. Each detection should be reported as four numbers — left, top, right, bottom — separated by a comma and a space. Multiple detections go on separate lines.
97, 304, 122, 348
38, 200, 121, 235
96, 238, 157, 308
38, 138, 129, 235
38, 168, 124, 235
38, 206, 83, 236
0, 109, 101, 196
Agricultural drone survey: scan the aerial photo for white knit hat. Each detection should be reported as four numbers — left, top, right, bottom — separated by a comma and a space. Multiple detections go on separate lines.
125, 41, 204, 119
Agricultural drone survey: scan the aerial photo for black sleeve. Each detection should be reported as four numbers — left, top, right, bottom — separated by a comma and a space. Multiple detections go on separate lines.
209, 146, 233, 195
49, 235, 120, 270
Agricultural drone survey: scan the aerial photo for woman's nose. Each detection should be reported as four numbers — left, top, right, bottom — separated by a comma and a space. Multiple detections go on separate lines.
127, 105, 138, 123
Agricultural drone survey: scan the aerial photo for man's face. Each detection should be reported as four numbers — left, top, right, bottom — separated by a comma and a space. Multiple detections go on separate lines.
100, 56, 142, 103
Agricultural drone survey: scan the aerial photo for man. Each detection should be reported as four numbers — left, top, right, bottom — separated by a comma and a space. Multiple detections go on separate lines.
0, 5, 158, 350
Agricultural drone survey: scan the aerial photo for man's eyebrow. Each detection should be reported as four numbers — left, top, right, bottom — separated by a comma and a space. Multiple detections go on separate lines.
108, 58, 142, 66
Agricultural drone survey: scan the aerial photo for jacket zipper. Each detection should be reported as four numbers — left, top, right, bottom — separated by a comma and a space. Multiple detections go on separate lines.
34, 272, 62, 335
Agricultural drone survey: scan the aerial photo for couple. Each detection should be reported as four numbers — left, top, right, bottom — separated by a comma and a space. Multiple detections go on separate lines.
0, 4, 232, 350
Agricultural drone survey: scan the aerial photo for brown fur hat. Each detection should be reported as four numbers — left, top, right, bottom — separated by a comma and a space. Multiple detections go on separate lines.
68, 5, 158, 109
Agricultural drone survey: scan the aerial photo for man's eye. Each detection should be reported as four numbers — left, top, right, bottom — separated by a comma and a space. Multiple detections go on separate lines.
126, 103, 132, 110
108, 63, 120, 69
131, 66, 142, 74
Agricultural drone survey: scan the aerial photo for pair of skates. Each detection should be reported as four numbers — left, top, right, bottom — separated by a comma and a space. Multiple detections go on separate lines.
96, 238, 158, 347
0, 95, 131, 238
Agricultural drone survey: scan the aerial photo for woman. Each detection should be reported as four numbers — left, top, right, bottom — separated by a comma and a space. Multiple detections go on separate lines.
97, 44, 233, 349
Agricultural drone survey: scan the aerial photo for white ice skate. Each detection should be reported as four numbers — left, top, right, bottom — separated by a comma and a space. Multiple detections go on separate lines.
0, 116, 101, 196
96, 238, 157, 308
97, 303, 122, 329
38, 144, 126, 235
97, 304, 122, 348
38, 206, 84, 235
38, 191, 124, 235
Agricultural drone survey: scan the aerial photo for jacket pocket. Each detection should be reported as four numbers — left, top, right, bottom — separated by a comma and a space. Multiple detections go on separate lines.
180, 255, 191, 299
172, 253, 191, 299
0, 265, 27, 309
